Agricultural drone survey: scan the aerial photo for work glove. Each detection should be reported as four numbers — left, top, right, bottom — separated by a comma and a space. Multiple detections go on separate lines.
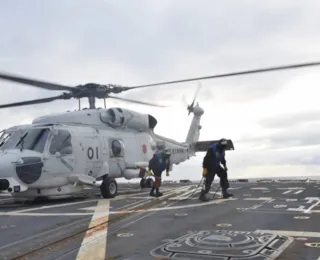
202, 168, 208, 176
147, 170, 152, 176
166, 171, 170, 177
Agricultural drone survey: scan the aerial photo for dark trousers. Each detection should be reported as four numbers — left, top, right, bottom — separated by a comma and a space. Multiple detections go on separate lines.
151, 171, 162, 191
203, 166, 229, 194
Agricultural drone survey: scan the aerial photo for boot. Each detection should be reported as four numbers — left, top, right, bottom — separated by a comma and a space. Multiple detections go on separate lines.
222, 189, 233, 198
199, 190, 210, 202
155, 188, 163, 197
150, 186, 156, 197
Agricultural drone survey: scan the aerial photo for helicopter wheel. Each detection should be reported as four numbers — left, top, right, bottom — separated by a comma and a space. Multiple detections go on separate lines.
140, 178, 147, 189
100, 177, 118, 198
146, 178, 154, 188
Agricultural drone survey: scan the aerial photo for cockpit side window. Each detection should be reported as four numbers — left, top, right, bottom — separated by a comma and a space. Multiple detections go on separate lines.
49, 130, 73, 155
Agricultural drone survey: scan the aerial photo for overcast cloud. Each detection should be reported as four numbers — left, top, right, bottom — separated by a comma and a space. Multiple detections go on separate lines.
1, 0, 320, 181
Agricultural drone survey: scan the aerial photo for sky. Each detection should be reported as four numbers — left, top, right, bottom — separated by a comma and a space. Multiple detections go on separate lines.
1, 0, 320, 181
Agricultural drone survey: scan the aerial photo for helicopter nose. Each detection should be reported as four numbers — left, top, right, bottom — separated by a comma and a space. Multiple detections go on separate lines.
0, 152, 28, 192
0, 152, 19, 177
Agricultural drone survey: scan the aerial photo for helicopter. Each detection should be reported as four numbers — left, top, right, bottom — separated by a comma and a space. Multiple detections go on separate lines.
0, 61, 319, 199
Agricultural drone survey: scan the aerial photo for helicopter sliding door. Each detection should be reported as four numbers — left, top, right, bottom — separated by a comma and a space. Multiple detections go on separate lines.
82, 134, 103, 178
43, 129, 76, 181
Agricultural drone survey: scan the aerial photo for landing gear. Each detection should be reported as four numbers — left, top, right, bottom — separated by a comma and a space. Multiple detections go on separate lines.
146, 178, 154, 188
100, 177, 118, 198
140, 178, 154, 189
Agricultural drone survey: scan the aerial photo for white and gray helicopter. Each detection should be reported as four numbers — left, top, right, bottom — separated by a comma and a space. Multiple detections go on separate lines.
0, 61, 319, 199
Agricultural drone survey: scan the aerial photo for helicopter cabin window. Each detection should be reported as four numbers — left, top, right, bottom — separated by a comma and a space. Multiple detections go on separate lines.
49, 130, 73, 155
110, 139, 124, 157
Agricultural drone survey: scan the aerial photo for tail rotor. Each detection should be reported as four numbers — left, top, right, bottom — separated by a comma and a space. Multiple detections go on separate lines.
187, 82, 202, 115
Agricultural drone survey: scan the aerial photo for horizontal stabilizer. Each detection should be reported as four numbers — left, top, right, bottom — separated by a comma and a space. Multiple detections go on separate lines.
194, 139, 235, 152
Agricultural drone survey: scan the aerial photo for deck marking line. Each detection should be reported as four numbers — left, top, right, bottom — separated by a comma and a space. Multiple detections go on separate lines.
256, 229, 320, 238
76, 199, 110, 260
8, 199, 101, 214
304, 200, 320, 213
110, 197, 236, 214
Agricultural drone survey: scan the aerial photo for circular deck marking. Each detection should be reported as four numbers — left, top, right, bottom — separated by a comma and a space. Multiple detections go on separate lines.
117, 233, 134, 237
175, 213, 188, 217
150, 230, 293, 259
296, 237, 308, 241
305, 242, 320, 248
216, 223, 232, 227
294, 216, 310, 219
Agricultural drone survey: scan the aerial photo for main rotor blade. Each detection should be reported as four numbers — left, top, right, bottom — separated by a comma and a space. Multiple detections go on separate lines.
0, 94, 70, 109
0, 72, 75, 91
108, 95, 166, 107
128, 61, 320, 89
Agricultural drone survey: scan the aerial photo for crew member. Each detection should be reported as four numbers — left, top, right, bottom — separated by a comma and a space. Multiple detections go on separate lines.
147, 148, 171, 197
199, 138, 233, 201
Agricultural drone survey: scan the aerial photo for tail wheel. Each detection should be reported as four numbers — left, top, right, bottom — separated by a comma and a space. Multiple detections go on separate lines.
146, 178, 154, 188
100, 177, 118, 198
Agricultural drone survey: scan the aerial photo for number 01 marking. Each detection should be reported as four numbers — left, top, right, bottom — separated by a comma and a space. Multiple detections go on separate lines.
87, 147, 99, 159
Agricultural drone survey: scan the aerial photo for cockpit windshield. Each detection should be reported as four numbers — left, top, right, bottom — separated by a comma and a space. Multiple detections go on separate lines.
0, 128, 50, 153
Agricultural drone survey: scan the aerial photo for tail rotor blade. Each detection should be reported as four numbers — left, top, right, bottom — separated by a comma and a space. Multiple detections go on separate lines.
191, 82, 202, 107
188, 82, 202, 115
181, 94, 188, 107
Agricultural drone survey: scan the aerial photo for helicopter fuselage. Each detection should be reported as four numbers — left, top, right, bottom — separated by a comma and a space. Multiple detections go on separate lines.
0, 107, 196, 199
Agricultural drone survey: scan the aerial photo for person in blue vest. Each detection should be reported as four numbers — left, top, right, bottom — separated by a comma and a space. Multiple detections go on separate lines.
199, 138, 233, 201
147, 148, 172, 197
